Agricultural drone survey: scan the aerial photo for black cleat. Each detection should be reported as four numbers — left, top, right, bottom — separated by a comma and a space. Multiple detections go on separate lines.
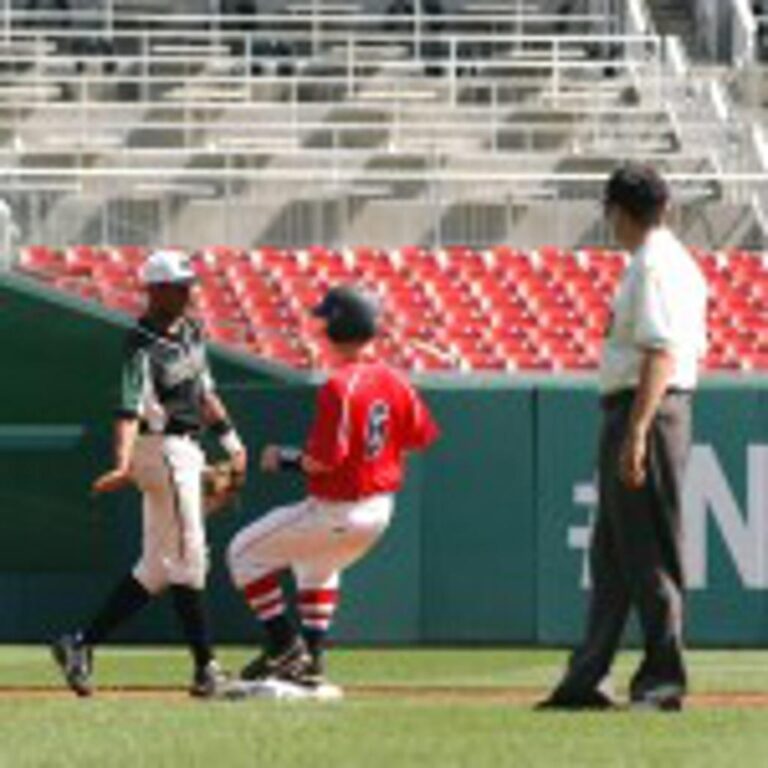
51, 634, 93, 698
240, 636, 312, 683
300, 652, 326, 688
189, 660, 230, 699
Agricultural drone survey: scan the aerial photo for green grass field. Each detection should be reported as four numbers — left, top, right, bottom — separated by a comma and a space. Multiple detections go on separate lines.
2, 647, 768, 767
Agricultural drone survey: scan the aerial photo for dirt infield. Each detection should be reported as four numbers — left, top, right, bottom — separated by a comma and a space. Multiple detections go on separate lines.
2, 685, 768, 709
360, 686, 768, 709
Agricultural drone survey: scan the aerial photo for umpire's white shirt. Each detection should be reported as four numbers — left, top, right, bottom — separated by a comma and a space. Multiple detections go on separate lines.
599, 227, 708, 395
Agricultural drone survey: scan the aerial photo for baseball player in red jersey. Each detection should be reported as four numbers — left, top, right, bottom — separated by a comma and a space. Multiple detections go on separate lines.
227, 285, 439, 690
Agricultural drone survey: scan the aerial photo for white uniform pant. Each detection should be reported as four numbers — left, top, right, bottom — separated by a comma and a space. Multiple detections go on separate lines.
227, 494, 393, 593
130, 434, 208, 593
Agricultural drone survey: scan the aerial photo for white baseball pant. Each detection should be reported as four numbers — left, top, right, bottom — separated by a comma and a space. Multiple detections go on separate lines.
227, 494, 393, 594
130, 434, 208, 592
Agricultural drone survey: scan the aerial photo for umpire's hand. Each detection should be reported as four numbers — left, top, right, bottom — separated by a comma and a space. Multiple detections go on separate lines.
619, 428, 647, 489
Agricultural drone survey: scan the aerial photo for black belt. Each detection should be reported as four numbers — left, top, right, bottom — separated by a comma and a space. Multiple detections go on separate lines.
139, 419, 201, 438
600, 387, 693, 411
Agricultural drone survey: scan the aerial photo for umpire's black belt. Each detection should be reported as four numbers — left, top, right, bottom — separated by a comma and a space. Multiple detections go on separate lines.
600, 387, 693, 411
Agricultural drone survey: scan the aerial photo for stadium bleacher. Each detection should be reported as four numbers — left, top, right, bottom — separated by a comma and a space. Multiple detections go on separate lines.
0, 1, 766, 374
0, 0, 759, 251
15, 243, 768, 372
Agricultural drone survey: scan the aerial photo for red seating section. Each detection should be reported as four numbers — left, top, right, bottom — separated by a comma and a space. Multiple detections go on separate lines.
16, 244, 768, 372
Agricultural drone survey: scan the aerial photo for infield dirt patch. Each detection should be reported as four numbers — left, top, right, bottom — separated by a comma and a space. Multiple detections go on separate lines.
0, 685, 767, 709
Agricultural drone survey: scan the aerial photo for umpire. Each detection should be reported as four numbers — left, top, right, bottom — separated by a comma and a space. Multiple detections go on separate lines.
539, 164, 707, 711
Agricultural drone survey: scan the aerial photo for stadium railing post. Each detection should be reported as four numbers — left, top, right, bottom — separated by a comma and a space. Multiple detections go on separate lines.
346, 35, 355, 98
141, 30, 149, 104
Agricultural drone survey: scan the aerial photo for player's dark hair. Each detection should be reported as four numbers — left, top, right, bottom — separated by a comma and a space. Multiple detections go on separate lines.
603, 163, 669, 227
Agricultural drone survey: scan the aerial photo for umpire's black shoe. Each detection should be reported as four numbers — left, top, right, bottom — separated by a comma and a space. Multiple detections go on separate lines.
535, 689, 618, 711
630, 696, 683, 712
630, 686, 684, 712
240, 636, 312, 683
51, 633, 93, 698
189, 660, 230, 699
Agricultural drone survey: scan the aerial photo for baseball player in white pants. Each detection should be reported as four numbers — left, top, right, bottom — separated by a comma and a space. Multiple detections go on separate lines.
228, 285, 439, 687
52, 250, 247, 698
228, 495, 394, 682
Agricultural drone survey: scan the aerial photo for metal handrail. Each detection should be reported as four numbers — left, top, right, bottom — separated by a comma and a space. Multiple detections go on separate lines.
0, 168, 751, 183
625, 0, 652, 36
0, 147, 709, 163
0, 60, 653, 80
0, 43, 658, 64
7, 119, 683, 135
0, 29, 662, 48
732, 0, 757, 67
0, 10, 612, 27
0, 100, 674, 116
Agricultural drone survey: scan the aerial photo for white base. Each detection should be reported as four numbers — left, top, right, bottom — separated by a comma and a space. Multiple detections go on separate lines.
219, 678, 344, 702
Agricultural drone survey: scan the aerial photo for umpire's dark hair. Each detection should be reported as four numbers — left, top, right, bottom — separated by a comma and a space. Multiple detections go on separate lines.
603, 163, 669, 227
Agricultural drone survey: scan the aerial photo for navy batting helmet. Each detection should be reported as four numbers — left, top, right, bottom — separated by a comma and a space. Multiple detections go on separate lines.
312, 285, 379, 343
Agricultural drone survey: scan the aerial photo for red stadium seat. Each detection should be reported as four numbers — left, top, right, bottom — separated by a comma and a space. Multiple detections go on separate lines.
112, 246, 148, 266
53, 276, 100, 302
101, 289, 145, 316
64, 245, 109, 277
92, 261, 136, 290
12, 245, 768, 373
18, 246, 64, 278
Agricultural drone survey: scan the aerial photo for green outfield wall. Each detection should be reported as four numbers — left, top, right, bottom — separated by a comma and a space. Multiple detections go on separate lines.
1, 273, 766, 646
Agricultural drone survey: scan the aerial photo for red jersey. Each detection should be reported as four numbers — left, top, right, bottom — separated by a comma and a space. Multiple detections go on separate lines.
305, 362, 439, 501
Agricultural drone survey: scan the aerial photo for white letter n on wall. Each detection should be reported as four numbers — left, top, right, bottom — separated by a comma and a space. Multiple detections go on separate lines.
684, 445, 768, 589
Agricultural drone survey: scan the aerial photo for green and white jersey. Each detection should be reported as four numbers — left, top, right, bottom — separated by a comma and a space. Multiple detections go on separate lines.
117, 316, 215, 434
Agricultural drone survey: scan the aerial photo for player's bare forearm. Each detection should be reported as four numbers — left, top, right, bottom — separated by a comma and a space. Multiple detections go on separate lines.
92, 417, 139, 495
628, 348, 675, 437
114, 417, 140, 471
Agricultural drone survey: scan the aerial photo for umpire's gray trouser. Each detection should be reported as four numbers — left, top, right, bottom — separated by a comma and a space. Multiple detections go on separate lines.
556, 390, 692, 700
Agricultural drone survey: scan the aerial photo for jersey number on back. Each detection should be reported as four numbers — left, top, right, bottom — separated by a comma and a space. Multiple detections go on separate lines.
365, 401, 391, 459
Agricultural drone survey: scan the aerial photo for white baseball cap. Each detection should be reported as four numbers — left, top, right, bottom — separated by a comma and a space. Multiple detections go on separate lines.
140, 250, 197, 286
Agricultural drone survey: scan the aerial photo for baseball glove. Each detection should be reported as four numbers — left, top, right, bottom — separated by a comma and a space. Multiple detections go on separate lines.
202, 459, 246, 516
